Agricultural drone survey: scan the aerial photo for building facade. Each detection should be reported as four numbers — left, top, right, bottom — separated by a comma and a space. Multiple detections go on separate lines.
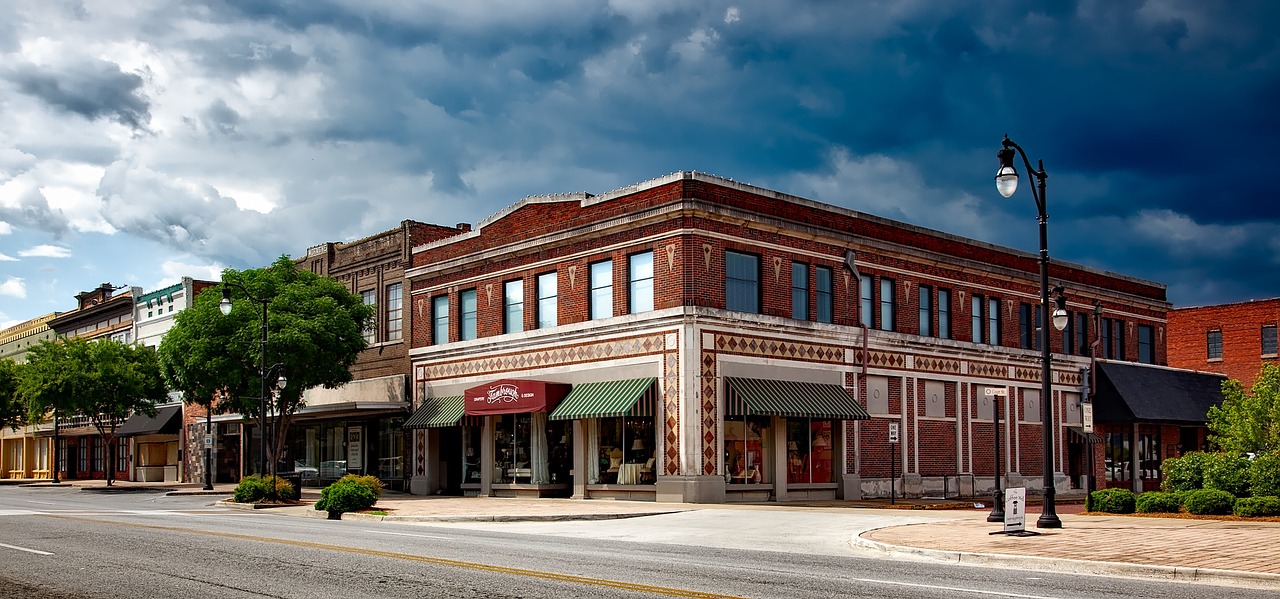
403, 172, 1173, 503
1167, 298, 1280, 388
1, 313, 60, 480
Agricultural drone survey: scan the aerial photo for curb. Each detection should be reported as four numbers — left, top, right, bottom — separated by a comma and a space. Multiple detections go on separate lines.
849, 528, 1280, 591
15, 482, 74, 488
216, 499, 305, 511
166, 490, 234, 497
80, 486, 176, 494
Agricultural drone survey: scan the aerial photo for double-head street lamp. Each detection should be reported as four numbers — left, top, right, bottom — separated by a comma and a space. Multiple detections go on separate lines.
996, 134, 1068, 528
219, 284, 286, 483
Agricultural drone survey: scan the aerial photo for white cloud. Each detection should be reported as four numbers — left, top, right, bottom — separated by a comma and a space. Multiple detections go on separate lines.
0, 277, 26, 298
156, 259, 226, 288
0, 253, 16, 261
724, 7, 740, 24
18, 244, 72, 258
0, 222, 11, 234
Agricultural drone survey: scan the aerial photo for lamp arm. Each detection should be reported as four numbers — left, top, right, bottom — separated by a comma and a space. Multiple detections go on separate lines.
1001, 136, 1047, 215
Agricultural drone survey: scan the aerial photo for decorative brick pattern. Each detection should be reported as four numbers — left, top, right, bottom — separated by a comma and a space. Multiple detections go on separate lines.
664, 347, 680, 476
420, 334, 667, 380
970, 362, 1006, 379
914, 356, 962, 375
701, 351, 718, 476
415, 429, 426, 476
714, 333, 844, 363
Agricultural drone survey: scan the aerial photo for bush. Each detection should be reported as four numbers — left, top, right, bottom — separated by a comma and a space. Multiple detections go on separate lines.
1233, 496, 1280, 518
1248, 452, 1280, 497
1161, 452, 1209, 492
314, 474, 380, 515
233, 474, 297, 503
1203, 452, 1251, 497
1090, 488, 1136, 514
1135, 491, 1181, 513
1182, 489, 1236, 515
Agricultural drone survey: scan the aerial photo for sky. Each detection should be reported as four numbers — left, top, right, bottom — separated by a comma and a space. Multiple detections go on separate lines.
1, 0, 1278, 330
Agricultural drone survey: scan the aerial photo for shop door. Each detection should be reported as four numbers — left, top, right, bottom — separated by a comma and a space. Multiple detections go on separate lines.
217, 434, 241, 483
1067, 439, 1084, 489
441, 427, 463, 495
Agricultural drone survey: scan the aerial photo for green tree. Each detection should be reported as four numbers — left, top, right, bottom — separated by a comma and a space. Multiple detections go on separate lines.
19, 338, 167, 485
0, 359, 25, 430
159, 255, 373, 484
1208, 363, 1280, 454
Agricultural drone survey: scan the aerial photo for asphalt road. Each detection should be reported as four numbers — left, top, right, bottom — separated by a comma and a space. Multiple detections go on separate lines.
1, 487, 1275, 599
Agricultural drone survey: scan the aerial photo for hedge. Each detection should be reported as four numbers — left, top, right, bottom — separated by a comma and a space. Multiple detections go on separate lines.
1135, 491, 1181, 513
314, 474, 381, 516
1233, 496, 1280, 518
233, 474, 298, 503
1182, 489, 1236, 515
1161, 452, 1209, 493
1202, 452, 1251, 497
1248, 452, 1280, 497
1090, 488, 1136, 514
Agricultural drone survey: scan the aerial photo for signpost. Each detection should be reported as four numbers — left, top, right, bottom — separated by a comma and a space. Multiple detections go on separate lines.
1082, 402, 1094, 434
985, 387, 1008, 523
888, 422, 899, 506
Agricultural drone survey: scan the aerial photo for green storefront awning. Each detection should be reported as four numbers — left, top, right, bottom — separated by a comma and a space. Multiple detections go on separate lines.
403, 396, 465, 429
548, 378, 657, 421
726, 377, 870, 420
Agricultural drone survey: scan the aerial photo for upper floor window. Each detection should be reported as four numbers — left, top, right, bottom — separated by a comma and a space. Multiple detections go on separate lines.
879, 277, 896, 332
432, 296, 449, 344
815, 266, 833, 324
1207, 329, 1223, 359
1019, 303, 1035, 350
459, 289, 478, 341
503, 279, 524, 334
361, 289, 377, 343
1113, 318, 1127, 360
386, 283, 403, 341
1074, 313, 1088, 355
987, 297, 1001, 346
1138, 324, 1154, 364
919, 285, 932, 337
629, 251, 654, 314
536, 272, 557, 329
859, 275, 873, 328
589, 260, 613, 320
938, 288, 951, 339
1264, 325, 1278, 356
725, 251, 760, 313
1061, 311, 1074, 355
971, 295, 984, 344
791, 262, 809, 321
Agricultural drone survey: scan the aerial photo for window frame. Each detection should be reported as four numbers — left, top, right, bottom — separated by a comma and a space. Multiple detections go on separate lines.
938, 288, 951, 339
878, 277, 895, 332
1207, 329, 1223, 360
972, 294, 984, 344
459, 289, 478, 341
431, 295, 449, 345
386, 283, 403, 341
1138, 324, 1154, 364
859, 275, 873, 328
589, 259, 614, 320
536, 271, 558, 329
918, 285, 932, 337
628, 251, 655, 314
361, 289, 377, 343
1262, 325, 1278, 356
791, 261, 809, 321
725, 251, 761, 314
987, 297, 1001, 346
815, 266, 833, 324
503, 278, 524, 334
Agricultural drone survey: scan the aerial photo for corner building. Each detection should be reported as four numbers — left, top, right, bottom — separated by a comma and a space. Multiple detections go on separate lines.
405, 172, 1168, 503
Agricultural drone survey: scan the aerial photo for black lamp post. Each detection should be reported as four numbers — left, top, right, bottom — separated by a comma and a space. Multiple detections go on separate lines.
995, 134, 1070, 529
219, 284, 286, 483
203, 402, 213, 491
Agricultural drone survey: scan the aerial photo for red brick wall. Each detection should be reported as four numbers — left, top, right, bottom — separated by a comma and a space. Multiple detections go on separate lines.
1168, 298, 1280, 388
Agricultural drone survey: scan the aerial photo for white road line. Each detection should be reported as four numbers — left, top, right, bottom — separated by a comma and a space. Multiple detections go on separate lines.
850, 578, 1063, 599
0, 542, 53, 556
0, 510, 38, 516
362, 529, 454, 540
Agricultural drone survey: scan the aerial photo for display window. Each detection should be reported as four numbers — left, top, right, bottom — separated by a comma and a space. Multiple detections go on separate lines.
725, 416, 770, 484
786, 418, 834, 484
589, 416, 655, 485
494, 413, 570, 484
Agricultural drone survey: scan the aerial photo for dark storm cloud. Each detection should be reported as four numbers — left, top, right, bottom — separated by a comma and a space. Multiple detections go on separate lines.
0, 187, 72, 237
4, 59, 151, 131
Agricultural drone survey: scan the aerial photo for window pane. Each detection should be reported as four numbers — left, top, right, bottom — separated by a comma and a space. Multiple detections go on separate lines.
1207, 330, 1222, 359
1262, 325, 1278, 355
815, 267, 832, 323
386, 283, 402, 341
972, 295, 983, 343
590, 260, 613, 320
629, 252, 654, 314
1138, 325, 1154, 364
537, 272, 557, 329
919, 286, 931, 337
726, 417, 771, 484
725, 252, 760, 313
432, 296, 449, 344
988, 298, 1000, 345
460, 289, 477, 340
504, 279, 524, 334
859, 275, 873, 327
1019, 303, 1033, 349
361, 289, 376, 343
791, 262, 808, 320
879, 278, 895, 331
1075, 313, 1088, 355
938, 289, 951, 339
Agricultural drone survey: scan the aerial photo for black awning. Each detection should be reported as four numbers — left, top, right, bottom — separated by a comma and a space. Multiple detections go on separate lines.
116, 405, 182, 437
1092, 361, 1226, 425
1068, 427, 1103, 444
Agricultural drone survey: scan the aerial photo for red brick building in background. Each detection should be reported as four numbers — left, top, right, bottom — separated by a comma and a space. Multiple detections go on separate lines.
1167, 298, 1280, 388
401, 171, 1191, 503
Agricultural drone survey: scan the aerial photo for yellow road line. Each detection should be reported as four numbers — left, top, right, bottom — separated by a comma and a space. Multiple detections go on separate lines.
42, 515, 745, 599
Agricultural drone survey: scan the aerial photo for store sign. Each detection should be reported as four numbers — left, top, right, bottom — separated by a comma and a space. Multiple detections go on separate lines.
1004, 487, 1026, 533
464, 379, 570, 416
347, 427, 363, 470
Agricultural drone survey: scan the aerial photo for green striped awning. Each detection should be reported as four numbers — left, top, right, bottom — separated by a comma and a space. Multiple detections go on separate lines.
403, 396, 465, 429
548, 378, 657, 421
725, 377, 870, 420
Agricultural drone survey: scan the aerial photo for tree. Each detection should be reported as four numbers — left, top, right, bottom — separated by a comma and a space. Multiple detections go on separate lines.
159, 255, 373, 485
1208, 363, 1280, 454
0, 359, 25, 430
19, 337, 167, 485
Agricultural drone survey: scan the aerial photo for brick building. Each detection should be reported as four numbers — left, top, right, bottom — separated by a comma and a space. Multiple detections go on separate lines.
402, 172, 1178, 503
1167, 297, 1280, 388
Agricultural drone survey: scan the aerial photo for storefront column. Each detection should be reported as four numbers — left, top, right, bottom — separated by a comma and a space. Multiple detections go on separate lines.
772, 416, 787, 502
480, 418, 494, 497
837, 420, 860, 499
571, 420, 587, 499
420, 429, 442, 495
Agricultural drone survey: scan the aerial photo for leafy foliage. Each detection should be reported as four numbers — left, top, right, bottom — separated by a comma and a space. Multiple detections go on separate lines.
1233, 496, 1280, 518
1090, 488, 1136, 513
233, 474, 297, 503
1202, 452, 1251, 497
1160, 451, 1209, 492
1182, 489, 1235, 515
0, 360, 24, 430
1135, 491, 1181, 513
1248, 451, 1280, 497
159, 256, 374, 477
314, 474, 380, 515
1208, 364, 1280, 454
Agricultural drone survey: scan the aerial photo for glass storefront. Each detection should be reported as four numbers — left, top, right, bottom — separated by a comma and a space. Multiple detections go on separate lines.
786, 418, 834, 484
250, 415, 406, 489
725, 416, 770, 484
493, 413, 571, 484
590, 416, 655, 485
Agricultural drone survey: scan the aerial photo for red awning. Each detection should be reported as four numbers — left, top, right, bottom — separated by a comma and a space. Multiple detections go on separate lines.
463, 379, 570, 416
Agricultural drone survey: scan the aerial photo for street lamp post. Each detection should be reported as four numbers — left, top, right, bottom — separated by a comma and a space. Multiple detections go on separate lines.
203, 403, 213, 491
995, 134, 1069, 529
219, 284, 286, 484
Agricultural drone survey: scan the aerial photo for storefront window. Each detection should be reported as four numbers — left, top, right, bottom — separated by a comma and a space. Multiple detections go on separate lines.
786, 419, 834, 484
494, 413, 570, 484
370, 418, 404, 481
592, 417, 655, 485
1105, 432, 1130, 482
725, 416, 770, 484
462, 424, 482, 484
1138, 433, 1159, 480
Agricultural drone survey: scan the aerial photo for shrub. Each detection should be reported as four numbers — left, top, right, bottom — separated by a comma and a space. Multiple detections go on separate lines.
1135, 491, 1181, 513
233, 474, 297, 503
1090, 488, 1136, 514
1233, 496, 1280, 518
314, 474, 379, 515
1182, 489, 1236, 515
1248, 452, 1280, 497
1203, 452, 1251, 497
347, 474, 384, 500
1161, 452, 1209, 492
